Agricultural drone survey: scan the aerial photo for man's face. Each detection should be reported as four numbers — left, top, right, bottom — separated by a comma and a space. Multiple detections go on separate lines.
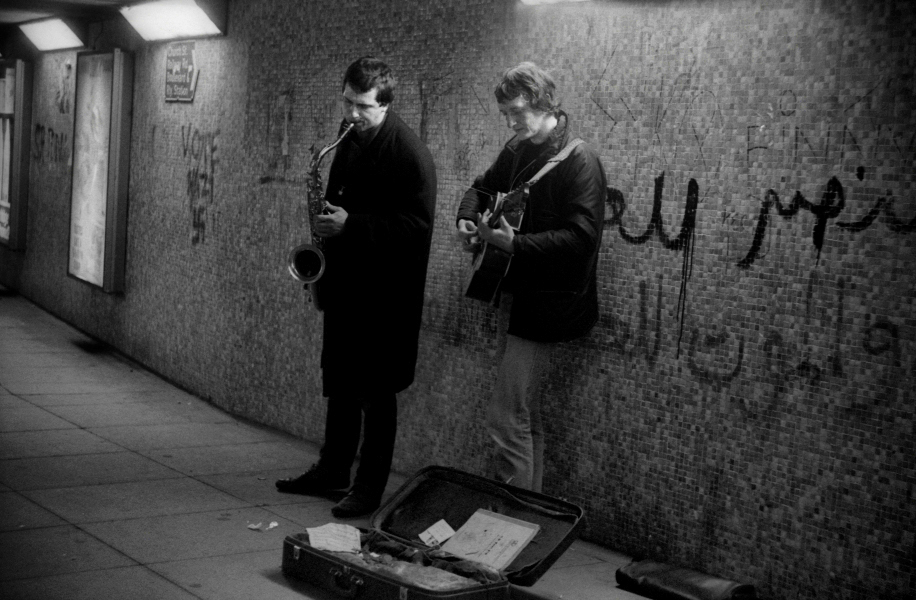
342, 83, 389, 133
498, 96, 553, 144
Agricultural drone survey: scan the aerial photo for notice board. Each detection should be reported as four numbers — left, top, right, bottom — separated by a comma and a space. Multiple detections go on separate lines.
165, 41, 198, 102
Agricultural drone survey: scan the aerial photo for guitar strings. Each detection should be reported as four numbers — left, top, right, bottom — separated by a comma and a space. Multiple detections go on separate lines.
469, 185, 497, 199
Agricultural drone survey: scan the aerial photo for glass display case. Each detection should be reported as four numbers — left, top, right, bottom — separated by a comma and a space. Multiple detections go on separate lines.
68, 49, 133, 292
0, 59, 33, 250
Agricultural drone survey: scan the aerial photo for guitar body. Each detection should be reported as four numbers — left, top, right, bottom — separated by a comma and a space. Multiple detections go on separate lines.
464, 186, 529, 304
465, 244, 513, 304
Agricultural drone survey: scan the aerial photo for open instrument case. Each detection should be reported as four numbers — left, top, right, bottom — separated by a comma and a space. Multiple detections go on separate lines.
282, 466, 585, 599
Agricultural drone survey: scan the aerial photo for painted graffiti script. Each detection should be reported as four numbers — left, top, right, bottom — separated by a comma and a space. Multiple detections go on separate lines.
180, 124, 219, 245
32, 123, 70, 165
605, 174, 699, 354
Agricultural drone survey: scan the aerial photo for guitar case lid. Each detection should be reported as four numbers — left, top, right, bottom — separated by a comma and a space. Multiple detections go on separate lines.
371, 466, 585, 587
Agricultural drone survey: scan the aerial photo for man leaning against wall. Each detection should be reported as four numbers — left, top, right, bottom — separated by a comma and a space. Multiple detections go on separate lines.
456, 61, 606, 492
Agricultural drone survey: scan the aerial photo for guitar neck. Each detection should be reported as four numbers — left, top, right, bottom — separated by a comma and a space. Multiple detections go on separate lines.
486, 186, 528, 230
487, 197, 506, 227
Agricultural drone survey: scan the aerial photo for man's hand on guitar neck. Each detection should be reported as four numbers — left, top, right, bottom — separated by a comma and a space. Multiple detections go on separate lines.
476, 210, 515, 254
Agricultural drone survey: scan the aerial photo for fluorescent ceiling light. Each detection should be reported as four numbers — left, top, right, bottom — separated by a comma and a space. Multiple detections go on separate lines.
19, 18, 84, 52
120, 0, 223, 41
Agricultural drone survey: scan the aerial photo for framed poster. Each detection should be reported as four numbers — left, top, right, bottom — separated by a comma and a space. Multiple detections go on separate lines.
68, 49, 133, 292
0, 59, 33, 250
165, 41, 199, 102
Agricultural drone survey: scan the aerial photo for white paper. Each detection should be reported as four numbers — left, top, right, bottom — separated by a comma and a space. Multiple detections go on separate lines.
306, 523, 362, 553
419, 519, 456, 546
441, 509, 540, 571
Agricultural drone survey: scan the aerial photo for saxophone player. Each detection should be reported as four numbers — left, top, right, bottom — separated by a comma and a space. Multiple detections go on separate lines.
276, 57, 437, 519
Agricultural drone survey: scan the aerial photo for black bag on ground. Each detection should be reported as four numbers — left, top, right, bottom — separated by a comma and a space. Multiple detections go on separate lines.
615, 559, 756, 600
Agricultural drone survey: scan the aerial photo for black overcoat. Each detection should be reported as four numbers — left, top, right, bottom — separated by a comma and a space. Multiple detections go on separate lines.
316, 111, 437, 396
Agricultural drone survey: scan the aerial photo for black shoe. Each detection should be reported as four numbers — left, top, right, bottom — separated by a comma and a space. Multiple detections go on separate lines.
276, 464, 349, 495
331, 487, 382, 519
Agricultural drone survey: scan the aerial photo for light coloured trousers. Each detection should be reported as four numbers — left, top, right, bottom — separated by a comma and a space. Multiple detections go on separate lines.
487, 319, 553, 492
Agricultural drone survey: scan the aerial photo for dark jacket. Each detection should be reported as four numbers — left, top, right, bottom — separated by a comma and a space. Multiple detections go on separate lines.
318, 111, 437, 396
456, 113, 605, 342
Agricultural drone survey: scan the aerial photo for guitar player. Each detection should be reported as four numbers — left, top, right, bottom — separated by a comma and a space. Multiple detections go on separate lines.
455, 62, 606, 493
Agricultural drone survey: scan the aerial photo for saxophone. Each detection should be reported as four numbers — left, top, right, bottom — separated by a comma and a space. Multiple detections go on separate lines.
287, 122, 354, 308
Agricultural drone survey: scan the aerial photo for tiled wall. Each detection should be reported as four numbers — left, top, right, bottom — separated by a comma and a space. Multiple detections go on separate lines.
3, 1, 914, 598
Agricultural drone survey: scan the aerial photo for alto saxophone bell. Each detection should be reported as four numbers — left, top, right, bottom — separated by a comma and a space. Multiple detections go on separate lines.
288, 243, 325, 284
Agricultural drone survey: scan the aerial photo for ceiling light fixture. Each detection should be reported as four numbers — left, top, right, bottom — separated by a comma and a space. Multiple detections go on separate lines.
19, 18, 84, 52
120, 0, 226, 42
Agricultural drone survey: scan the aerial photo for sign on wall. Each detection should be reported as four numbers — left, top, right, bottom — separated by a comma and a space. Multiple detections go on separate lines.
68, 49, 133, 292
165, 41, 198, 102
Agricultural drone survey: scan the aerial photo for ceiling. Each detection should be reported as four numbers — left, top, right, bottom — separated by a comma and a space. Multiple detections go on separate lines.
0, 0, 133, 25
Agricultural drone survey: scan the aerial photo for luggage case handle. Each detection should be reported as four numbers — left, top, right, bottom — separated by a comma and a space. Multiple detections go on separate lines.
330, 567, 364, 598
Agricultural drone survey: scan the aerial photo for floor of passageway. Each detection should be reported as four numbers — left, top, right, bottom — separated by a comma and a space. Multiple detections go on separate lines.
0, 289, 639, 600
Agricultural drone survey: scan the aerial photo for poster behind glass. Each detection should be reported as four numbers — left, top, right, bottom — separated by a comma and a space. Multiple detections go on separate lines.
0, 66, 13, 243
69, 52, 113, 287
0, 59, 31, 250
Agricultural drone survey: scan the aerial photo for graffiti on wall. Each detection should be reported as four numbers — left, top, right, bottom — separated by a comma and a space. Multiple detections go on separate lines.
605, 174, 699, 354
738, 84, 916, 266
585, 51, 916, 264
180, 124, 219, 244
589, 265, 910, 414
572, 56, 916, 382
419, 70, 460, 144
32, 123, 69, 165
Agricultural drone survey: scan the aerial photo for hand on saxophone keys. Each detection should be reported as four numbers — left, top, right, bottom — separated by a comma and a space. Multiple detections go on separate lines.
314, 203, 348, 238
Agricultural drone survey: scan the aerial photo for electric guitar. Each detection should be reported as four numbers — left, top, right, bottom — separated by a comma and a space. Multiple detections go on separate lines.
464, 184, 529, 304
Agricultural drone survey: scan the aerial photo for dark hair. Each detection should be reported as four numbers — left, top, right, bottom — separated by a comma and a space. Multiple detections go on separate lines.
342, 56, 396, 105
494, 62, 560, 114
